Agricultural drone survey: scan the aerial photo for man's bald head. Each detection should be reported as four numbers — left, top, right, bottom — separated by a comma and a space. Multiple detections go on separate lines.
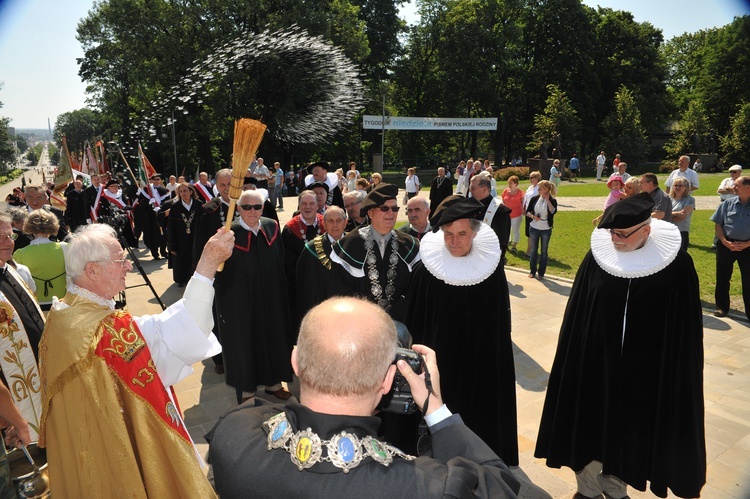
296, 297, 396, 397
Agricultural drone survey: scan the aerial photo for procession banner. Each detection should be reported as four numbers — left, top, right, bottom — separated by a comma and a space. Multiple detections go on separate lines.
362, 115, 498, 131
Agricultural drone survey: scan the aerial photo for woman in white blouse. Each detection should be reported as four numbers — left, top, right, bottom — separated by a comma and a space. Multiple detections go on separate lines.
525, 180, 557, 279
405, 168, 421, 200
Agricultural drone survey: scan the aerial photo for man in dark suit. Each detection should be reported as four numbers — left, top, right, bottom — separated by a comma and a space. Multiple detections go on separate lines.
83, 173, 103, 224
64, 178, 87, 233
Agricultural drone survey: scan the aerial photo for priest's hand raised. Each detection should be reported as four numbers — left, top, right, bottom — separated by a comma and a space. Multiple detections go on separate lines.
195, 228, 235, 279
397, 344, 444, 417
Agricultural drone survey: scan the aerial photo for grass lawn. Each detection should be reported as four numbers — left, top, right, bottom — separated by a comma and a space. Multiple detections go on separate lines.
506, 210, 744, 312
510, 172, 726, 197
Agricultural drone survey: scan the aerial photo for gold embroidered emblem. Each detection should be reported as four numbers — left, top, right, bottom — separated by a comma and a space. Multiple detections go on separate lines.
101, 312, 145, 362
313, 236, 331, 270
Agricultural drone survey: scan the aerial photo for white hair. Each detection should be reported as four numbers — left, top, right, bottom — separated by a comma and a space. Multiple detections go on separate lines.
66, 224, 118, 281
239, 190, 262, 204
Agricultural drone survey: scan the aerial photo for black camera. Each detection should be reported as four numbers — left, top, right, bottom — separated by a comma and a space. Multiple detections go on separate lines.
376, 347, 426, 415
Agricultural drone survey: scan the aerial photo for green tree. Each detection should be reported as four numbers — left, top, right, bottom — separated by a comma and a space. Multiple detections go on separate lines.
720, 102, 750, 166
663, 17, 750, 152
664, 100, 710, 157
54, 109, 100, 153
75, 0, 375, 173
600, 86, 649, 165
527, 84, 580, 158
586, 8, 670, 151
0, 84, 14, 171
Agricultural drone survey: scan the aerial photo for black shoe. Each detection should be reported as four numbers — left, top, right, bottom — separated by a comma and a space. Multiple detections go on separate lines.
573, 494, 604, 499
214, 364, 225, 375
713, 309, 728, 317
152, 254, 161, 260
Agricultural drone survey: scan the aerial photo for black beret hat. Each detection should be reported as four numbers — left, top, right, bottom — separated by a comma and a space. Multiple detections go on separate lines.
244, 176, 258, 185
310, 161, 330, 172
430, 195, 484, 232
361, 183, 398, 217
308, 181, 329, 193
149, 173, 161, 180
598, 192, 654, 229
105, 179, 120, 188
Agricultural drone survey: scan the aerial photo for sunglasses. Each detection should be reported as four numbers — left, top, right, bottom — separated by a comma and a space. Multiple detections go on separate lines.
239, 204, 264, 211
377, 206, 400, 213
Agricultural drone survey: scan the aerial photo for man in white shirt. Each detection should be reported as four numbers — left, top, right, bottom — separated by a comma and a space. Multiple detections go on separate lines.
665, 155, 699, 191
596, 151, 606, 181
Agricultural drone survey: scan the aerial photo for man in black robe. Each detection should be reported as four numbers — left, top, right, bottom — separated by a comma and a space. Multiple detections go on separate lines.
136, 174, 169, 260
207, 297, 521, 498
534, 193, 705, 499
83, 173, 102, 224
214, 190, 293, 403
192, 168, 234, 375
167, 183, 202, 287
295, 206, 346, 325
282, 190, 325, 333
428, 167, 453, 212
404, 195, 517, 466
330, 183, 419, 322
469, 173, 511, 260
63, 178, 87, 233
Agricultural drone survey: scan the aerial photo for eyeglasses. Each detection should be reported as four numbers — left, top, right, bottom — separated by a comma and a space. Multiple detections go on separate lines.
0, 234, 17, 242
606, 223, 648, 239
99, 258, 129, 268
377, 206, 400, 213
239, 204, 264, 211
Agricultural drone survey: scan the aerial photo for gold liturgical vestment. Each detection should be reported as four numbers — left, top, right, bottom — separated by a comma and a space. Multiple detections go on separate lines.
39, 293, 216, 498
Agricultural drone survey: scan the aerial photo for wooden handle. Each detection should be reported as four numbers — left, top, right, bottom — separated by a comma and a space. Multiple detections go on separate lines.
216, 198, 238, 272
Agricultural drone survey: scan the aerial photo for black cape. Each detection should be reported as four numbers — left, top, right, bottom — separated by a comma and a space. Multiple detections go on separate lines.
282, 215, 325, 335
405, 261, 518, 466
213, 219, 294, 391
207, 398, 520, 498
534, 250, 706, 498
477, 196, 511, 259
330, 227, 419, 322
192, 197, 239, 267
167, 199, 202, 285
429, 175, 453, 212
295, 234, 337, 325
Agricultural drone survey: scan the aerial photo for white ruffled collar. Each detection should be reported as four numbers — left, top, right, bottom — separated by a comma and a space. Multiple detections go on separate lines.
419, 223, 500, 286
63, 283, 116, 310
590, 219, 682, 278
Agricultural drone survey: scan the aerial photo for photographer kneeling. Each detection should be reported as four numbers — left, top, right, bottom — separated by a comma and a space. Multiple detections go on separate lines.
208, 296, 520, 498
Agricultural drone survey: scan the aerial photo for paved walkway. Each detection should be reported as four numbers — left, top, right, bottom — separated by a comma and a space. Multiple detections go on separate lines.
3, 169, 748, 497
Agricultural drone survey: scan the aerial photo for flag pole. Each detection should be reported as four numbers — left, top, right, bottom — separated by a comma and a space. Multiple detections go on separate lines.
114, 144, 139, 187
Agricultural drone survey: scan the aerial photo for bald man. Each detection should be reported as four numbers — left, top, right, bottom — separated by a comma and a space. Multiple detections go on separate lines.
209, 297, 520, 498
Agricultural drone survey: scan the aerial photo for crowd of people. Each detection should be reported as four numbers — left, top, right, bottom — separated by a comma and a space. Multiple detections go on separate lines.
0, 151, 743, 497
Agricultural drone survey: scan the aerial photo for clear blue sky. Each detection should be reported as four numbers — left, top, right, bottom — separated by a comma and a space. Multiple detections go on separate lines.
1, 0, 748, 130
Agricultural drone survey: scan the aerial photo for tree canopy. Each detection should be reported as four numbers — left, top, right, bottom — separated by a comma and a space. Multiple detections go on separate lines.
64, 0, 749, 173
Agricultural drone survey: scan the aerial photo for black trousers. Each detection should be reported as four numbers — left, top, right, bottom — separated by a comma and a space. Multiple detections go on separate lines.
715, 242, 750, 320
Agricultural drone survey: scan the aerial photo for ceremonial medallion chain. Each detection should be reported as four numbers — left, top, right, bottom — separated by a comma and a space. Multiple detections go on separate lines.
300, 221, 322, 243
264, 412, 414, 473
361, 227, 399, 309
219, 204, 239, 226
181, 211, 196, 235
